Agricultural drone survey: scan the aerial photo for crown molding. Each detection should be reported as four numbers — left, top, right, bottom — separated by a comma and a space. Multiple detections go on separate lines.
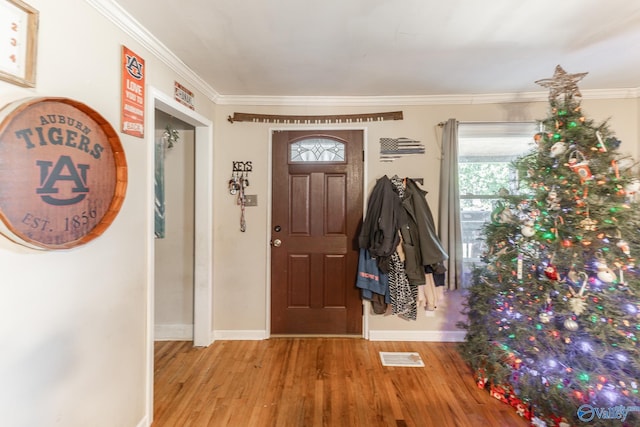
86, 1, 639, 107
215, 92, 547, 106
579, 87, 640, 100
86, 0, 220, 102
215, 88, 640, 107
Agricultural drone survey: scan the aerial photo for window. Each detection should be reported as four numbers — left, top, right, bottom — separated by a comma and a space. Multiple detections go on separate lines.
458, 122, 539, 285
290, 138, 345, 162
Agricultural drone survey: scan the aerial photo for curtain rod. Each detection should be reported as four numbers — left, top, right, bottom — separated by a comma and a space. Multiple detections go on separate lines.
437, 120, 538, 127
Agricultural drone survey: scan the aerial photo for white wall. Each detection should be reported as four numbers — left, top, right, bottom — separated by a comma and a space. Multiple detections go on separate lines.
0, 1, 215, 426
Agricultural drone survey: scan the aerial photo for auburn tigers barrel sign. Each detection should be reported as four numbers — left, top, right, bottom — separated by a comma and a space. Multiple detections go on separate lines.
0, 97, 127, 249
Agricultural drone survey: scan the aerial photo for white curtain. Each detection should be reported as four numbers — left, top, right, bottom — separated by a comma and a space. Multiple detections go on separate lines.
438, 119, 463, 290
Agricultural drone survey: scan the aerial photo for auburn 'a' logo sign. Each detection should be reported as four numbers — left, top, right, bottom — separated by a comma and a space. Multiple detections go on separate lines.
36, 155, 90, 206
0, 97, 127, 249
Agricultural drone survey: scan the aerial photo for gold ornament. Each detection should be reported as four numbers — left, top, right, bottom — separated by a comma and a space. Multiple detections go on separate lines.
568, 272, 588, 315
595, 253, 616, 284
564, 318, 579, 331
580, 207, 598, 231
539, 312, 553, 323
580, 216, 598, 231
535, 65, 588, 101
569, 297, 587, 315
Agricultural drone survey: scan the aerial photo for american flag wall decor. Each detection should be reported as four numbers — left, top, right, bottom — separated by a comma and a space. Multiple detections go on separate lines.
379, 137, 425, 162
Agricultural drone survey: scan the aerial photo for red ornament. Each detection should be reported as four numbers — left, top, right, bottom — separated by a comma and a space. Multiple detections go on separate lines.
545, 265, 560, 281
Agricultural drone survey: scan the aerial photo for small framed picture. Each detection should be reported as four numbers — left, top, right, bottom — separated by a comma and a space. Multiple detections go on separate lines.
0, 0, 38, 87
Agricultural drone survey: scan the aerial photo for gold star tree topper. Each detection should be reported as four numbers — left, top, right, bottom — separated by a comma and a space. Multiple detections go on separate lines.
535, 65, 589, 100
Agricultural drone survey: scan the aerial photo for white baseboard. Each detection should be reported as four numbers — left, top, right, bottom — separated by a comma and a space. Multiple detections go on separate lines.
212, 329, 269, 340
154, 324, 193, 341
135, 415, 149, 427
209, 329, 465, 342
368, 330, 466, 342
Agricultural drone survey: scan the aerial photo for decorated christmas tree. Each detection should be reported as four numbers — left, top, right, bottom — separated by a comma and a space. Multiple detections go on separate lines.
459, 66, 640, 426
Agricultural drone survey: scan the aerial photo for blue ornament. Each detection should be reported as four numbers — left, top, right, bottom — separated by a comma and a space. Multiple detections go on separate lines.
606, 137, 622, 149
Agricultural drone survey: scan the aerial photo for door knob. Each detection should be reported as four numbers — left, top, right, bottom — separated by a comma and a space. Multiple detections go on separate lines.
272, 239, 282, 247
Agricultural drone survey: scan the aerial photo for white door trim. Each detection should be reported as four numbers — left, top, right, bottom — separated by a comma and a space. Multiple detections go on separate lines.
145, 86, 215, 425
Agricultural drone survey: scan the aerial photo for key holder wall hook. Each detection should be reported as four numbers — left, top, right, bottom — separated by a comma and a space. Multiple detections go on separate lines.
229, 161, 252, 231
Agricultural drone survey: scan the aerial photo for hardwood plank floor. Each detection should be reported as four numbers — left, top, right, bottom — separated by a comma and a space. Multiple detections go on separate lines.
152, 339, 528, 427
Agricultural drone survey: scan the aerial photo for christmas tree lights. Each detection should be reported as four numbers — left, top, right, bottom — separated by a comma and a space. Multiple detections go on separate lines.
459, 66, 640, 426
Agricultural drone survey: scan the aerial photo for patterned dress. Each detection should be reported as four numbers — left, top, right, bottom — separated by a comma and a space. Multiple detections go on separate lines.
388, 176, 418, 320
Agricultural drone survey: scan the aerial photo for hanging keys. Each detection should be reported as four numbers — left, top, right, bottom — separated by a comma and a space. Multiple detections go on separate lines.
229, 161, 252, 231
229, 176, 240, 195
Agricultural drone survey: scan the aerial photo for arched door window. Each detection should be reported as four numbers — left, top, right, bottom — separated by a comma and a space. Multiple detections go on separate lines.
290, 138, 345, 162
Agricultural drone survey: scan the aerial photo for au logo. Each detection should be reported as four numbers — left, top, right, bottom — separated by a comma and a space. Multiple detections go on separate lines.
36, 155, 90, 206
125, 54, 144, 80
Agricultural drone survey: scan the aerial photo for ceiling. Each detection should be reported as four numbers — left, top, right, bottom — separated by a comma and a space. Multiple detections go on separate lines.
113, 0, 640, 99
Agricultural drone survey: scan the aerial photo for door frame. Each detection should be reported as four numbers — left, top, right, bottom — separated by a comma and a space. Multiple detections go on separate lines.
266, 126, 369, 337
145, 86, 215, 424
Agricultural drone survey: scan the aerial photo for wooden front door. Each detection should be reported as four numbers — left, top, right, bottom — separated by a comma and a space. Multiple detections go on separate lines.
271, 130, 363, 335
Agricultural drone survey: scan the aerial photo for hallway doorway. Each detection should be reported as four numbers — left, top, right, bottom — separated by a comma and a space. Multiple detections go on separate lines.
145, 86, 214, 424
153, 110, 195, 341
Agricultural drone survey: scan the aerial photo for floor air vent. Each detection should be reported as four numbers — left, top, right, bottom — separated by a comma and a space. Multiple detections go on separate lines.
379, 352, 425, 367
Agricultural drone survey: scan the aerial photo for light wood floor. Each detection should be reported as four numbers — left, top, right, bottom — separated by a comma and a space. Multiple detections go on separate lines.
152, 339, 528, 427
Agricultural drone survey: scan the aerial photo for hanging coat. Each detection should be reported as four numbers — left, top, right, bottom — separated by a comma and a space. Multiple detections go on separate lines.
399, 179, 448, 284
358, 175, 402, 271
356, 248, 390, 314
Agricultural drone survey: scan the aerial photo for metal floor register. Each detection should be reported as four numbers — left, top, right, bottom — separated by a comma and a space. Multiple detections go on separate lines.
379, 352, 425, 367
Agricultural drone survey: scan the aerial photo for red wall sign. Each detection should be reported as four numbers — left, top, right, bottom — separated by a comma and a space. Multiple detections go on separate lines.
121, 45, 145, 138
0, 97, 128, 249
